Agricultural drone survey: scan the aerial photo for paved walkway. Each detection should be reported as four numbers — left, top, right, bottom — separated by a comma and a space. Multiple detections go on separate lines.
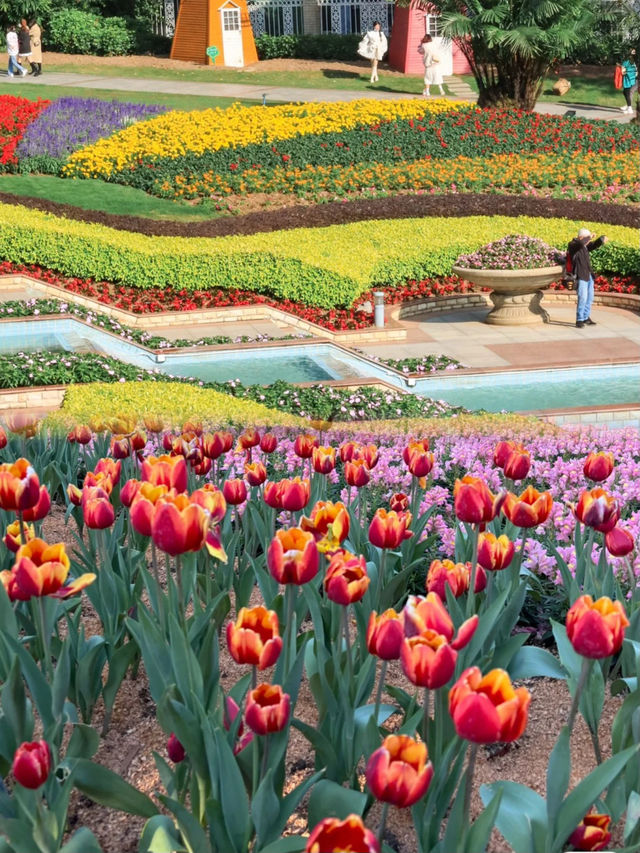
7, 71, 634, 122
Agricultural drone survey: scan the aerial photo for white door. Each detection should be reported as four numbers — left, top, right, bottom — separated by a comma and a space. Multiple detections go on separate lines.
424, 14, 453, 76
221, 5, 244, 67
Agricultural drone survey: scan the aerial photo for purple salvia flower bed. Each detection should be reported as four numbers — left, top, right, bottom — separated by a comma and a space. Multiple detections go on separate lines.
16, 97, 167, 163
456, 234, 562, 270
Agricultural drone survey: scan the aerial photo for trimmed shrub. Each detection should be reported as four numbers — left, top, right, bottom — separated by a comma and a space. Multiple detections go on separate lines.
47, 9, 134, 56
255, 33, 360, 61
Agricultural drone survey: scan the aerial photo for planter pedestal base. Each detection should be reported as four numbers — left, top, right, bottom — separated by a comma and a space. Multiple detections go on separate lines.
486, 290, 550, 325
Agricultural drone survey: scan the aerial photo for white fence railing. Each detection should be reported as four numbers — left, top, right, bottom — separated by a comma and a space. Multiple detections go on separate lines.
317, 0, 393, 36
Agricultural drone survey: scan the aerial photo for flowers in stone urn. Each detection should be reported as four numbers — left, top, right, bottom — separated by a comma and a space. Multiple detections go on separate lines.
455, 235, 562, 271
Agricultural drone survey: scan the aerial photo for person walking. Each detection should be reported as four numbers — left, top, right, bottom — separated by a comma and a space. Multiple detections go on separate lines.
566, 227, 608, 328
6, 25, 25, 77
618, 48, 637, 113
17, 20, 31, 74
360, 21, 387, 84
418, 34, 444, 97
28, 18, 42, 75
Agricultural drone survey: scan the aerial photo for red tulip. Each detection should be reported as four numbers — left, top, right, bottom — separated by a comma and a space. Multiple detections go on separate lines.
404, 440, 434, 478
279, 477, 310, 512
94, 458, 121, 486
167, 733, 185, 763
0, 458, 41, 511
294, 433, 319, 459
401, 632, 458, 690
66, 483, 83, 506
67, 424, 92, 445
263, 480, 283, 509
120, 478, 142, 508
426, 559, 486, 599
453, 476, 504, 524
0, 426, 6, 449
267, 528, 319, 585
493, 440, 516, 469
129, 483, 169, 537
449, 667, 530, 743
260, 432, 278, 454
202, 431, 233, 460
244, 462, 267, 487
566, 595, 629, 659
344, 459, 370, 489
366, 734, 433, 808
226, 606, 282, 670
477, 532, 515, 571
324, 550, 370, 605
151, 493, 209, 556
605, 526, 635, 557
403, 593, 478, 650
110, 435, 131, 459
238, 427, 261, 451
223, 478, 248, 506
367, 609, 404, 660
403, 438, 429, 465
568, 810, 612, 852
574, 488, 620, 533
312, 446, 336, 475
369, 509, 413, 549
583, 452, 614, 483
3, 519, 35, 553
359, 444, 379, 470
305, 815, 380, 853
245, 683, 290, 735
339, 441, 362, 463
503, 486, 553, 528
12, 741, 51, 789
300, 500, 349, 551
129, 430, 147, 453
21, 485, 51, 522
503, 448, 531, 481
190, 483, 227, 525
82, 487, 115, 530
141, 454, 188, 493
389, 492, 409, 512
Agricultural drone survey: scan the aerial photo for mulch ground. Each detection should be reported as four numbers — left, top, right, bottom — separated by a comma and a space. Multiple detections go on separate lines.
2, 192, 637, 237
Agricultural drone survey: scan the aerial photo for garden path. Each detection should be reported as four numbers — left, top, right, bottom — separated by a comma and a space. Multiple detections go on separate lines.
8, 71, 634, 122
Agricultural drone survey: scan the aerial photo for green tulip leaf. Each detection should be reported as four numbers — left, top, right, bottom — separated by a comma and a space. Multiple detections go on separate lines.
307, 779, 367, 829
479, 781, 547, 853
507, 646, 566, 680
138, 815, 186, 853
70, 759, 158, 818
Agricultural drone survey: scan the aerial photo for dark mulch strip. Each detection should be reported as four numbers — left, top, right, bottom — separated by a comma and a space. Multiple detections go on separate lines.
2, 191, 637, 237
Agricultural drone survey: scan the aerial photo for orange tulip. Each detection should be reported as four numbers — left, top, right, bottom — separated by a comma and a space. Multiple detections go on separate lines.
143, 414, 165, 434
312, 446, 336, 475
367, 609, 404, 660
130, 482, 169, 537
66, 483, 83, 506
404, 440, 434, 478
344, 459, 370, 489
402, 438, 429, 465
202, 430, 233, 460
369, 509, 413, 550
426, 559, 486, 599
401, 631, 459, 690
605, 526, 634, 557
94, 458, 121, 487
267, 527, 319, 585
3, 519, 35, 553
403, 593, 478, 651
453, 476, 504, 525
449, 667, 530, 743
300, 500, 350, 551
566, 595, 629, 659
22, 486, 51, 522
226, 606, 283, 670
279, 477, 310, 512
263, 480, 283, 509
222, 478, 248, 506
568, 810, 612, 852
190, 484, 227, 525
502, 486, 553, 528
82, 470, 114, 495
237, 427, 261, 451
260, 432, 277, 454
477, 532, 515, 571
244, 461, 267, 487
67, 424, 92, 445
366, 734, 433, 808
583, 451, 614, 483
151, 493, 209, 556
141, 455, 188, 493
324, 550, 370, 605
389, 492, 409, 512
0, 426, 6, 449
305, 815, 380, 853
245, 683, 290, 735
182, 420, 203, 437
339, 441, 362, 463
0, 459, 41, 512
4, 538, 95, 601
294, 433, 319, 459
574, 488, 620, 533
359, 444, 379, 470
82, 487, 115, 530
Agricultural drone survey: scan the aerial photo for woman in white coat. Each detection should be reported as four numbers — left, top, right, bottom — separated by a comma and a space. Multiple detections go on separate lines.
419, 34, 444, 97
362, 21, 387, 84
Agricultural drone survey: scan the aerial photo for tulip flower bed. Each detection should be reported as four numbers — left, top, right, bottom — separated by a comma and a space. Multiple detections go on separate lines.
0, 96, 51, 170
0, 419, 638, 853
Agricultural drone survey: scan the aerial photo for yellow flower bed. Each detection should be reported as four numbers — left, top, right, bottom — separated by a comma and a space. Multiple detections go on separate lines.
63, 98, 466, 180
47, 382, 305, 431
335, 413, 559, 438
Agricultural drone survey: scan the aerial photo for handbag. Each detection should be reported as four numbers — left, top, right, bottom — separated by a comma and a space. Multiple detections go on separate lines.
357, 37, 373, 59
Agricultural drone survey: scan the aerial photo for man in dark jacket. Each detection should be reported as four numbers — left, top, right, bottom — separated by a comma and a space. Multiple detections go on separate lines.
567, 227, 608, 328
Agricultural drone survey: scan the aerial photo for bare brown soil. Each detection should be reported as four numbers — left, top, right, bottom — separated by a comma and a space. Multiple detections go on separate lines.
1, 191, 636, 238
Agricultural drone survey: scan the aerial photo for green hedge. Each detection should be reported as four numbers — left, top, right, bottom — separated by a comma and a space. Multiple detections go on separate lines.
0, 204, 637, 308
255, 33, 360, 61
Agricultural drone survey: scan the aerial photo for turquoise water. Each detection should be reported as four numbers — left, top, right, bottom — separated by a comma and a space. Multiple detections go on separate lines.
1, 318, 638, 414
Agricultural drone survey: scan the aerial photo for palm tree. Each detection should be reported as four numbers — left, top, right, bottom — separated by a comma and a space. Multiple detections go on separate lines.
432, 0, 599, 110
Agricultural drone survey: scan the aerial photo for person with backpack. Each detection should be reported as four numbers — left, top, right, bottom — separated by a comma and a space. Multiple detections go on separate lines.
418, 34, 444, 98
566, 228, 608, 328
618, 48, 637, 114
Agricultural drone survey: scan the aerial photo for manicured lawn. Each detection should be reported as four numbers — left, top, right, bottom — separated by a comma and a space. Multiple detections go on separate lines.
0, 174, 219, 220
0, 80, 256, 111
460, 73, 623, 108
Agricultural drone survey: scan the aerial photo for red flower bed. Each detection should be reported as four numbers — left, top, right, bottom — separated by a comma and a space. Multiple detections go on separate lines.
0, 95, 50, 169
0, 260, 637, 331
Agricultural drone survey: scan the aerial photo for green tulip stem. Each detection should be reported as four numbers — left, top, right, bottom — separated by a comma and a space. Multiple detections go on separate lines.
342, 605, 353, 684
589, 724, 603, 765
566, 657, 593, 734
466, 525, 480, 618
422, 687, 431, 747
150, 540, 164, 625
260, 734, 271, 784
625, 558, 638, 606
462, 742, 478, 843
377, 801, 390, 845
514, 531, 528, 591
284, 585, 297, 674
252, 736, 260, 797
37, 596, 53, 683
373, 659, 388, 732
175, 555, 184, 623
376, 549, 387, 608
17, 508, 26, 546
251, 664, 258, 690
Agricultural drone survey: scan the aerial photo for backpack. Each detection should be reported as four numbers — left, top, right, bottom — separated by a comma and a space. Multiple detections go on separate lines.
562, 251, 577, 287
614, 65, 623, 90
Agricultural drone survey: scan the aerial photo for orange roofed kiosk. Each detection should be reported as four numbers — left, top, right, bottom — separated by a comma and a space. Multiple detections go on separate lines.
170, 0, 257, 67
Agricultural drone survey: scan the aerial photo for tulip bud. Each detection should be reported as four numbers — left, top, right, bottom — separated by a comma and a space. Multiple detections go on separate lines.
312, 446, 336, 475
67, 424, 92, 445
324, 550, 370, 605
82, 487, 115, 530
344, 459, 370, 489
583, 451, 614, 483
453, 476, 504, 525
223, 478, 248, 506
605, 526, 634, 557
12, 740, 51, 789
449, 667, 530, 743
67, 483, 83, 506
502, 486, 553, 528
167, 733, 185, 763
245, 462, 267, 487
293, 433, 319, 459
568, 810, 612, 852
120, 479, 142, 508
305, 815, 380, 853
365, 734, 433, 808
267, 528, 319, 585
366, 609, 404, 660
260, 432, 278, 454
574, 488, 620, 533
245, 683, 290, 735
22, 485, 51, 522
477, 532, 515, 571
4, 519, 35, 553
369, 509, 413, 550
389, 492, 409, 512
566, 595, 629, 659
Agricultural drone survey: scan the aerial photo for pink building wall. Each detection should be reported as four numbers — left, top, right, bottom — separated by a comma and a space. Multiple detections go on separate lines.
388, 1, 471, 75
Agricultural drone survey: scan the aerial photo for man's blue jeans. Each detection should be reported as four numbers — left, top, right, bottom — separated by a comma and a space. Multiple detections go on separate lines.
576, 276, 594, 323
7, 55, 22, 75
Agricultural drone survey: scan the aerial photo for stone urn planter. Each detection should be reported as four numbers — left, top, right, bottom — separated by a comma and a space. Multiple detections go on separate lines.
452, 265, 563, 325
